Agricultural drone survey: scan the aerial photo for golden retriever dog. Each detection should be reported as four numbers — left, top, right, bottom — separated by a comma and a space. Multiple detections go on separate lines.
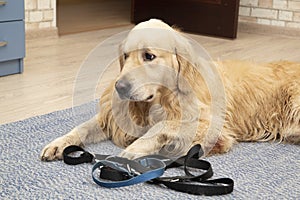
41, 19, 300, 161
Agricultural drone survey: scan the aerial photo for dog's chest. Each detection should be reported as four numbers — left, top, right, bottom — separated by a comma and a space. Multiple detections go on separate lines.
112, 100, 167, 137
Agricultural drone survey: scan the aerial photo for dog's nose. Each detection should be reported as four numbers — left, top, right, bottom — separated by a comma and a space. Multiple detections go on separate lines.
115, 79, 132, 97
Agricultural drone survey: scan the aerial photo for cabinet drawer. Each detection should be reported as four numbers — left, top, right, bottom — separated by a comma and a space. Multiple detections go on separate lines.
0, 0, 24, 22
0, 58, 23, 76
0, 21, 25, 62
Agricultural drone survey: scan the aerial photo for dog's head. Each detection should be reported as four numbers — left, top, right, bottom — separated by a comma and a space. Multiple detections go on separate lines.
115, 19, 195, 102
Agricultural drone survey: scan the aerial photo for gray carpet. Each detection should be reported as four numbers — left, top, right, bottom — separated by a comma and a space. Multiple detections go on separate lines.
1, 101, 299, 199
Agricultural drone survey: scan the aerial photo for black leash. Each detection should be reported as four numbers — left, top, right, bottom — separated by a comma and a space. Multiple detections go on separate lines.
63, 145, 234, 196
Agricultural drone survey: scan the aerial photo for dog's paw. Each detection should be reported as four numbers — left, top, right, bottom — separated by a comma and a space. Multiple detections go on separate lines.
40, 137, 71, 161
119, 150, 148, 160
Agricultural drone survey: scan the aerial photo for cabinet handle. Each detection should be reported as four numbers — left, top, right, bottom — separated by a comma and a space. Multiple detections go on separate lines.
0, 41, 8, 47
0, 1, 6, 6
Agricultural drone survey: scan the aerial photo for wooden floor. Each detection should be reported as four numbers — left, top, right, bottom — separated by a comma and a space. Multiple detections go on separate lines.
1, 26, 300, 125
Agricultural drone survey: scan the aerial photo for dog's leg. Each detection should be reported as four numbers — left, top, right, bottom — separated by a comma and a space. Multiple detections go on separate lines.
192, 120, 236, 156
40, 114, 108, 161
277, 81, 300, 144
119, 120, 201, 159
282, 113, 300, 144
119, 119, 236, 159
283, 100, 300, 144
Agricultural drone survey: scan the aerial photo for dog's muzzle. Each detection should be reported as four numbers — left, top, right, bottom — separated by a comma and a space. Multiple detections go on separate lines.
115, 79, 132, 99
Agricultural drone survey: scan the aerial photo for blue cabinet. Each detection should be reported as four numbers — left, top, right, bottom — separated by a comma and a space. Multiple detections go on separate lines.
0, 0, 25, 76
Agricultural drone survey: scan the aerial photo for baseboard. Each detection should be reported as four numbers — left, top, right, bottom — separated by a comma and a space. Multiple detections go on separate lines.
26, 27, 58, 40
238, 22, 300, 38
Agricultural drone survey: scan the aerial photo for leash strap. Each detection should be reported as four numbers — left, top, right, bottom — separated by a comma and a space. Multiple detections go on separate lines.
153, 178, 234, 196
149, 145, 233, 195
63, 145, 109, 164
63, 145, 234, 195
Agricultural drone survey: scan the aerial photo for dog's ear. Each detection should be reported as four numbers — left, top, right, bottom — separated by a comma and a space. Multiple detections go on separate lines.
174, 52, 191, 94
173, 38, 196, 94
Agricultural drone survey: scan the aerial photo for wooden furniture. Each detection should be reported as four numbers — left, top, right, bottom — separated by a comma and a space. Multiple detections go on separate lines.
57, 0, 131, 35
0, 0, 25, 76
131, 0, 240, 38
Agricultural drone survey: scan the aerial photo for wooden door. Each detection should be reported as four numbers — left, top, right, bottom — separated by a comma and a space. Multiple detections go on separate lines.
131, 0, 240, 38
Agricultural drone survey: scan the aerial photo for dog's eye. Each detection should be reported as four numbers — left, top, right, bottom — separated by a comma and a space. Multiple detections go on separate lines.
123, 53, 129, 60
143, 52, 156, 61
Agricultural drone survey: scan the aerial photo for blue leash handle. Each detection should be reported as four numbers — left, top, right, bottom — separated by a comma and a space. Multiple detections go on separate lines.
92, 158, 166, 188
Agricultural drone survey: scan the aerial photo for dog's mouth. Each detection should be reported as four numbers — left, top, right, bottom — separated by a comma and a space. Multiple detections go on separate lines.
145, 94, 154, 102
129, 94, 154, 102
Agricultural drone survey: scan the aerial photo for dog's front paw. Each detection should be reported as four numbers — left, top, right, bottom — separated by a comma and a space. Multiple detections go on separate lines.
40, 137, 71, 161
119, 150, 148, 160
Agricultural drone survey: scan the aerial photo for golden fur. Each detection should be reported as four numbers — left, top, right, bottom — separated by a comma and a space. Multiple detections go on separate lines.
41, 19, 300, 161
